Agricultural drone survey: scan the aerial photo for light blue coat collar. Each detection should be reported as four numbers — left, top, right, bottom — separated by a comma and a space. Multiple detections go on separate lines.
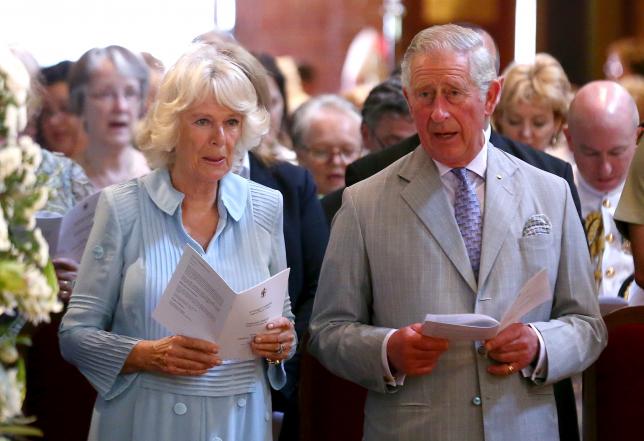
141, 168, 248, 222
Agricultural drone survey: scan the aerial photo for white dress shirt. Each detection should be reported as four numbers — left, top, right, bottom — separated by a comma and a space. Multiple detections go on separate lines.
575, 170, 634, 297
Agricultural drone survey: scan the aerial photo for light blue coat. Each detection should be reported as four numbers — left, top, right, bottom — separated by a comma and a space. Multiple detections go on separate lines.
59, 168, 293, 441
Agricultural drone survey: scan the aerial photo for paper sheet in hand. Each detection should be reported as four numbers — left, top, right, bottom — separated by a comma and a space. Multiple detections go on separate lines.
152, 245, 290, 361
421, 269, 551, 341
36, 191, 100, 262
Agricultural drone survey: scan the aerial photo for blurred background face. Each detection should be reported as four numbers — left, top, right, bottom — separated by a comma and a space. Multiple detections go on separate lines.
40, 81, 87, 157
362, 112, 416, 151
568, 120, 637, 193
496, 99, 560, 150
297, 110, 361, 195
83, 59, 142, 149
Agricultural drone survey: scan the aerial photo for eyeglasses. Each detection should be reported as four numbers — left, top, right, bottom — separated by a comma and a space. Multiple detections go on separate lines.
87, 86, 141, 104
368, 127, 408, 151
306, 146, 361, 163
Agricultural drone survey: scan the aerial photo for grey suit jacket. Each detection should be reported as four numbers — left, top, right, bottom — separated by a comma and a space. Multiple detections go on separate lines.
309, 144, 606, 441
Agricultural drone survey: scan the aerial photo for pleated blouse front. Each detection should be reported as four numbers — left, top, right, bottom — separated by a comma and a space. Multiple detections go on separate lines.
59, 168, 292, 441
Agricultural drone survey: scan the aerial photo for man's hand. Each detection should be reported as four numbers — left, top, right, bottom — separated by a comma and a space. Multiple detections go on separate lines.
485, 323, 539, 376
387, 323, 449, 376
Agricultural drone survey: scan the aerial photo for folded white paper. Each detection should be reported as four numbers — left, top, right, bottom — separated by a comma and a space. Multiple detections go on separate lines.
36, 191, 100, 262
421, 269, 551, 341
152, 245, 290, 361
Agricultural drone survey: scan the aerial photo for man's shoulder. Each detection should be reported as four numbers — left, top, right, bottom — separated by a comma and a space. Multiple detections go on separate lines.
346, 134, 419, 186
491, 145, 568, 192
346, 146, 423, 203
491, 131, 569, 177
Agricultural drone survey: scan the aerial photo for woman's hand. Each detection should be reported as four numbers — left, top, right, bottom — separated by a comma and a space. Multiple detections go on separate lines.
122, 335, 221, 376
53, 257, 79, 303
250, 317, 295, 363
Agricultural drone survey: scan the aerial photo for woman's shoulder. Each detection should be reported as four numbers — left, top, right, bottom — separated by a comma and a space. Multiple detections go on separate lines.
101, 177, 141, 200
248, 179, 283, 207
99, 177, 144, 222
247, 179, 283, 231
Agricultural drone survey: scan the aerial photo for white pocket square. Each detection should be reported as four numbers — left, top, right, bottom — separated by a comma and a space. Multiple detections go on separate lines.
522, 214, 552, 237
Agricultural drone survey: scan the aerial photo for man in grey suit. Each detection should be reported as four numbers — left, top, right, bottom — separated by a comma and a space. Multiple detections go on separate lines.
309, 24, 606, 440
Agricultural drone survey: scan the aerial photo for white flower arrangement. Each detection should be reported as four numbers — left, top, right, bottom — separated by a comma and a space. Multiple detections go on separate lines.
0, 47, 61, 438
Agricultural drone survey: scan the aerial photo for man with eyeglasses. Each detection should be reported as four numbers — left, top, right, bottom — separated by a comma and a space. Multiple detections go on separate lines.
291, 94, 362, 196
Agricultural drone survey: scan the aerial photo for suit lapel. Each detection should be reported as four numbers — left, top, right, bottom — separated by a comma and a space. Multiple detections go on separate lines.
399, 148, 478, 292
478, 146, 522, 288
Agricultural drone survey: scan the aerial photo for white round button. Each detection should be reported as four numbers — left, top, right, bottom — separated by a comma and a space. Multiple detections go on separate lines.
237, 398, 246, 408
93, 245, 105, 259
173, 402, 187, 415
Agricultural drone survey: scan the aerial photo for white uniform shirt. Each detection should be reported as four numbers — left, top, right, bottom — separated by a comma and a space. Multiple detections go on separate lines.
575, 171, 633, 297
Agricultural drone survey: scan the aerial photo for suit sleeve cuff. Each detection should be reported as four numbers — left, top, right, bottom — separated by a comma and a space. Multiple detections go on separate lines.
382, 329, 405, 388
521, 324, 548, 382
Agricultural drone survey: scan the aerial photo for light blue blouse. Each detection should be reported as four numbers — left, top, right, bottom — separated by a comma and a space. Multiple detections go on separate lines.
59, 168, 293, 441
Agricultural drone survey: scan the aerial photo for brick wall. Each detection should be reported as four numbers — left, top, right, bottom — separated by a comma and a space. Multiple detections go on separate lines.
235, 0, 384, 95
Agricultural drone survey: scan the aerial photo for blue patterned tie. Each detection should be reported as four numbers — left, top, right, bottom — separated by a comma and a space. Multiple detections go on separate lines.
451, 168, 482, 276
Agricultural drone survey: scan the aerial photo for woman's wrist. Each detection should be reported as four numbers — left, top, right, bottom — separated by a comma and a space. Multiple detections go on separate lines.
121, 340, 150, 374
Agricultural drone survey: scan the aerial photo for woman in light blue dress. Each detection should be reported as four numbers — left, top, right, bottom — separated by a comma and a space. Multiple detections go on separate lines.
59, 44, 296, 441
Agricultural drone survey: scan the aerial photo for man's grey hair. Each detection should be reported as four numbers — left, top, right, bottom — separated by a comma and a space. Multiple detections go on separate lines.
290, 94, 360, 151
401, 24, 497, 100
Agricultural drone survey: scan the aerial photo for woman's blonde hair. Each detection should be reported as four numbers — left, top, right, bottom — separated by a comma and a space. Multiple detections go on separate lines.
493, 53, 573, 136
136, 44, 269, 168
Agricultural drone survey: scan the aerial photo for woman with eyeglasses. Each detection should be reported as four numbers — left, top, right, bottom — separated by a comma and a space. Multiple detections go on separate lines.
291, 95, 362, 196
69, 45, 151, 189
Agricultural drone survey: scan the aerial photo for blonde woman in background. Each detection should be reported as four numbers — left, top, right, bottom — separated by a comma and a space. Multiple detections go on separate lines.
492, 53, 574, 162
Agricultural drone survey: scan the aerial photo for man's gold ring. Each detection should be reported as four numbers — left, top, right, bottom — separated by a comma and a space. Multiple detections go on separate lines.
507, 364, 515, 374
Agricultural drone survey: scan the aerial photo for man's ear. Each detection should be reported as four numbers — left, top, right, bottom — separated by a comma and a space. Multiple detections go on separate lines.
484, 79, 502, 116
